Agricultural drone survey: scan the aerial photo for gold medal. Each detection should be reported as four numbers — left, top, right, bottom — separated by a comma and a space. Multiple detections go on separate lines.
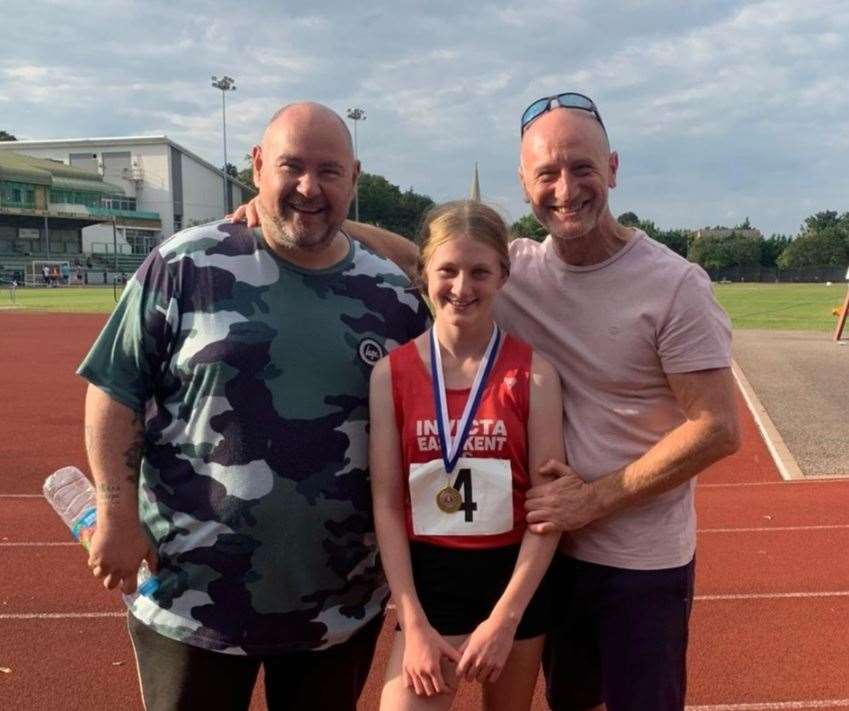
436, 486, 462, 513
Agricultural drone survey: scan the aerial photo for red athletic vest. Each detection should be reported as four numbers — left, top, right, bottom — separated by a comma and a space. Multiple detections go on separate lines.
388, 334, 532, 549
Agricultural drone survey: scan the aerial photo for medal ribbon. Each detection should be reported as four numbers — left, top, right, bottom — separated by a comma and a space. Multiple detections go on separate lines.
430, 324, 501, 474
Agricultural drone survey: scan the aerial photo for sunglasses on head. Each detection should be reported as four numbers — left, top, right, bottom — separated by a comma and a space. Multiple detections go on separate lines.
520, 92, 607, 137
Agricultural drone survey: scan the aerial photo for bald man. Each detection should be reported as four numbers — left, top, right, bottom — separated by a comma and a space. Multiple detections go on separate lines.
79, 102, 429, 711
500, 95, 740, 711
233, 94, 740, 711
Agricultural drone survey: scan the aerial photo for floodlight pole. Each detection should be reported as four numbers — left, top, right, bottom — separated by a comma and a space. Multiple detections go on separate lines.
112, 216, 118, 272
346, 108, 366, 221
212, 75, 236, 213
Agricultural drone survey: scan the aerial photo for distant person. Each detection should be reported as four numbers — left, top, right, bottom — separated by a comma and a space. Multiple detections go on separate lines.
42, 264, 50, 286
370, 201, 563, 710
230, 91, 741, 711
79, 102, 429, 711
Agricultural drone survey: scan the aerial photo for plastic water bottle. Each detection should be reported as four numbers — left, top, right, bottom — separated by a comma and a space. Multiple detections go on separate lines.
43, 466, 159, 605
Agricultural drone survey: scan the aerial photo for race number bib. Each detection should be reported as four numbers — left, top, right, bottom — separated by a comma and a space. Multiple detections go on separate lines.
409, 457, 513, 536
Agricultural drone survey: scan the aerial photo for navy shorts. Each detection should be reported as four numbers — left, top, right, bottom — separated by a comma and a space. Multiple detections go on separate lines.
406, 540, 552, 639
543, 553, 695, 711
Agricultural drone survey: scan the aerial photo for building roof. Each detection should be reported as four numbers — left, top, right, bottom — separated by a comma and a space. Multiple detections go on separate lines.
0, 150, 125, 194
0, 135, 255, 193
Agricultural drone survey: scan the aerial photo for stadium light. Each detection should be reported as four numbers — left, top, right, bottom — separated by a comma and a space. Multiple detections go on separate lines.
346, 107, 366, 221
212, 75, 236, 213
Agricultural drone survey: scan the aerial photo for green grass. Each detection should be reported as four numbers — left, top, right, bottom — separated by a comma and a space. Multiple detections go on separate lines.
714, 282, 847, 331
1, 285, 122, 313
3, 282, 846, 331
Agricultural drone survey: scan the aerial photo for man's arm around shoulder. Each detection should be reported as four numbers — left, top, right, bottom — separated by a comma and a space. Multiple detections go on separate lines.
344, 221, 419, 280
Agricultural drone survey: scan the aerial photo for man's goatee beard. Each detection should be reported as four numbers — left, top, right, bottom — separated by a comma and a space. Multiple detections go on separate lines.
257, 202, 336, 254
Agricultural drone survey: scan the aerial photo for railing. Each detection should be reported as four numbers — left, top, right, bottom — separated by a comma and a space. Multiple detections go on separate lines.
706, 265, 848, 283
91, 242, 133, 255
87, 207, 161, 221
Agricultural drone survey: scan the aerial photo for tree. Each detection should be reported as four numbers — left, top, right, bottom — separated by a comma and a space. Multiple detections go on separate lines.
223, 162, 238, 178
0, 130, 16, 141
635, 218, 659, 239
618, 211, 640, 227
777, 228, 848, 268
353, 173, 433, 238
688, 231, 761, 270
654, 228, 689, 258
802, 210, 840, 234
760, 234, 791, 267
237, 153, 255, 189
511, 214, 547, 242
777, 211, 849, 268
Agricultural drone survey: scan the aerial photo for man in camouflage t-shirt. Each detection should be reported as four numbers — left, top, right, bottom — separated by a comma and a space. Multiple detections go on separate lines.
79, 103, 429, 710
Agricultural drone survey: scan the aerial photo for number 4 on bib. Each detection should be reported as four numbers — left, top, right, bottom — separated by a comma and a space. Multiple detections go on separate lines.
452, 468, 477, 522
409, 457, 512, 536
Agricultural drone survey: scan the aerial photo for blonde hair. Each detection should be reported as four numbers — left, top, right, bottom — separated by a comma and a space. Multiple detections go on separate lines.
416, 200, 510, 288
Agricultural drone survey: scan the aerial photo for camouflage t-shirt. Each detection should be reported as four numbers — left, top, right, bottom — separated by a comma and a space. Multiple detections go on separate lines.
78, 221, 429, 654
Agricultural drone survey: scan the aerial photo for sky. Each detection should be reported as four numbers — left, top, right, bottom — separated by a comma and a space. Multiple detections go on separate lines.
2, 0, 848, 237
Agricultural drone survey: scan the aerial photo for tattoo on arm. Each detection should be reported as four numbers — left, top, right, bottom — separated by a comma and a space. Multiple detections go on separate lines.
122, 412, 146, 485
97, 482, 121, 506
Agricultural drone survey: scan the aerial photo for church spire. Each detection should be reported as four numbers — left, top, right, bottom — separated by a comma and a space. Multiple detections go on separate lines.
470, 162, 481, 201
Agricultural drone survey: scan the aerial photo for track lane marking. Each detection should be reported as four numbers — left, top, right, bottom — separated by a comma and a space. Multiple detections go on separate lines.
686, 700, 849, 709
696, 591, 849, 601
0, 542, 77, 547
0, 612, 125, 620
699, 525, 849, 533
699, 480, 849, 488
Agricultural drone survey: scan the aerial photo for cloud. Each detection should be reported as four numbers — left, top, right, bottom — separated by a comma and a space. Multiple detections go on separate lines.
1, 0, 848, 235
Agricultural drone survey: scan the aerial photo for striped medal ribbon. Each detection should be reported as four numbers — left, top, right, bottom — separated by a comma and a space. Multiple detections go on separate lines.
429, 324, 501, 513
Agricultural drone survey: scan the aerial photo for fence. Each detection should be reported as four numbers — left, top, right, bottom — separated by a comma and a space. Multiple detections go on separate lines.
706, 265, 848, 283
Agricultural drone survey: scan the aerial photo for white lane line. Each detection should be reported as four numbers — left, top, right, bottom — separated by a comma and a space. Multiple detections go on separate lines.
696, 591, 849, 601
699, 479, 849, 488
0, 542, 76, 547
699, 524, 849, 533
686, 700, 849, 710
731, 360, 804, 481
0, 612, 125, 620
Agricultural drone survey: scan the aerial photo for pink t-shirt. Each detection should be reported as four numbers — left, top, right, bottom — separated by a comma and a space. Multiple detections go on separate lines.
493, 230, 732, 570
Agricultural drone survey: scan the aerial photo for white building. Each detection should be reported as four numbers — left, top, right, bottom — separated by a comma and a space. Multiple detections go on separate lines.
0, 136, 254, 257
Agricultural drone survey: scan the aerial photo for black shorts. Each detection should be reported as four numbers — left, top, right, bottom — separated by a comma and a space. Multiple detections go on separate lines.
543, 553, 696, 711
128, 612, 382, 711
404, 540, 552, 639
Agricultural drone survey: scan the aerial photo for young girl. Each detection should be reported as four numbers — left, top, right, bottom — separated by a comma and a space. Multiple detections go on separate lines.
369, 200, 565, 711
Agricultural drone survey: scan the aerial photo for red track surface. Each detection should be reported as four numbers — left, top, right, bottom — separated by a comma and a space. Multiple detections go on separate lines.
1, 311, 847, 711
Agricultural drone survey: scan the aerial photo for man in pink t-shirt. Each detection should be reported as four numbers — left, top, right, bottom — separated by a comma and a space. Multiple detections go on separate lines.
492, 93, 740, 711
230, 93, 741, 711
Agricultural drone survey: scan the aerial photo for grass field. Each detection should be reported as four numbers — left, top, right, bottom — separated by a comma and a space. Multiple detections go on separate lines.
1, 285, 122, 313
714, 282, 846, 331
2, 282, 847, 331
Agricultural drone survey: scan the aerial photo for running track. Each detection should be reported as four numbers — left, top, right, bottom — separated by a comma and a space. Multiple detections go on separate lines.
1, 312, 847, 710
